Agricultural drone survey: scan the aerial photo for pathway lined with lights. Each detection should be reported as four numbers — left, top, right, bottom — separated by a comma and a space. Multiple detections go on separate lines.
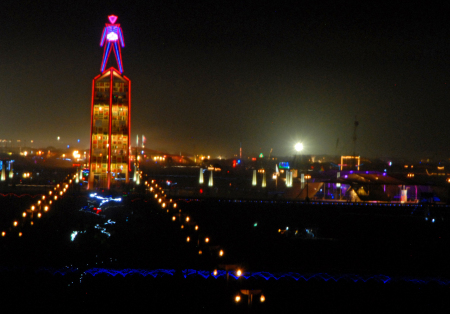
145, 179, 225, 258
1, 172, 80, 238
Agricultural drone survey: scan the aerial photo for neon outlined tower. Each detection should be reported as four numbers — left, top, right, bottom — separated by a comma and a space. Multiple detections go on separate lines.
89, 15, 131, 189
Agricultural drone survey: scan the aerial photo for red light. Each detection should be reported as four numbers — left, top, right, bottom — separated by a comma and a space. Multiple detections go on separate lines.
108, 15, 118, 24
232, 160, 236, 167
200, 189, 203, 194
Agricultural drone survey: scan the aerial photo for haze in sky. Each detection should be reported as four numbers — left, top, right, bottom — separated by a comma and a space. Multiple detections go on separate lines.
1, 1, 449, 160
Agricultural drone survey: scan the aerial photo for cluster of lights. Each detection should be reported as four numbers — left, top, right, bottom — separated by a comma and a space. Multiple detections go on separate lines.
199, 155, 211, 161
153, 156, 166, 161
1, 172, 78, 238
235, 290, 265, 305
145, 178, 225, 258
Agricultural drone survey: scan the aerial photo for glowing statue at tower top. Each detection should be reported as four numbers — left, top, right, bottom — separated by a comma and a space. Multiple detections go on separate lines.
100, 15, 125, 73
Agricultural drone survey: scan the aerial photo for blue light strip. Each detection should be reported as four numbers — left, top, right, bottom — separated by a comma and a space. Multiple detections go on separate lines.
83, 268, 176, 277
27, 267, 450, 286
100, 28, 107, 46
118, 28, 125, 47
101, 43, 112, 72
113, 41, 123, 73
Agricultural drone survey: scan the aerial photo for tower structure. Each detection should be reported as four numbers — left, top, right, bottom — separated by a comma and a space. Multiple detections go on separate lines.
89, 15, 131, 189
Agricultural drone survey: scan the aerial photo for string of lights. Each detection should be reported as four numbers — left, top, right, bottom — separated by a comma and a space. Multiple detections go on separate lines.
0, 193, 44, 198
0, 172, 79, 238
15, 267, 450, 286
144, 178, 225, 258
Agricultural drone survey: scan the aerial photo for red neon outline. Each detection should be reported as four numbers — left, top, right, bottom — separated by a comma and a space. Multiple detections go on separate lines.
108, 70, 113, 189
100, 23, 125, 73
91, 68, 130, 188
100, 27, 107, 46
89, 78, 95, 189
108, 15, 118, 24
89, 74, 101, 189
124, 75, 131, 172
118, 26, 124, 47
113, 41, 124, 73
93, 16, 130, 188
100, 42, 112, 72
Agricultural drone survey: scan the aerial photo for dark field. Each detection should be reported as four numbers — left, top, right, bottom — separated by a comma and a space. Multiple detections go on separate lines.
1, 177, 450, 311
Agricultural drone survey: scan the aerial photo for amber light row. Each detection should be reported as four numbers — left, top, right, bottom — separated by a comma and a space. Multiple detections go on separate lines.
1, 172, 79, 238
144, 178, 225, 258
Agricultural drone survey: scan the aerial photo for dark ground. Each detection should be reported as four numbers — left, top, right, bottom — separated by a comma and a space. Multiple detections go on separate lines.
1, 175, 450, 311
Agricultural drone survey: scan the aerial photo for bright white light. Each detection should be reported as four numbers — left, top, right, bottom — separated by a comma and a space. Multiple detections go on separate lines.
71, 231, 78, 241
107, 32, 118, 41
89, 194, 122, 207
294, 142, 303, 152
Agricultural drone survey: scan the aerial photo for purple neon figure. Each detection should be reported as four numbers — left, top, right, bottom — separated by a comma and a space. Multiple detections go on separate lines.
100, 15, 125, 73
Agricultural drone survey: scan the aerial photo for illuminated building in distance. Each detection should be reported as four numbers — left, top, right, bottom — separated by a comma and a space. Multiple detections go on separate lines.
89, 15, 131, 189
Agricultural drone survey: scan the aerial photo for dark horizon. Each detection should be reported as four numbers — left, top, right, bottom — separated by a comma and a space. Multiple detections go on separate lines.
1, 1, 450, 160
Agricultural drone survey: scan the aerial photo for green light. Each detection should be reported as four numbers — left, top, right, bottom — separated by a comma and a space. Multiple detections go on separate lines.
254, 222, 258, 227
259, 153, 264, 158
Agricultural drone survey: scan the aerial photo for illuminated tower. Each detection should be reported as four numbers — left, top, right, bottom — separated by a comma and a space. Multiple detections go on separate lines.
89, 15, 130, 189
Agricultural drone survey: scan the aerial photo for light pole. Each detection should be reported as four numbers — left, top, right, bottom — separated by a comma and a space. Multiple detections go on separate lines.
294, 142, 303, 169
305, 174, 311, 202
295, 142, 304, 193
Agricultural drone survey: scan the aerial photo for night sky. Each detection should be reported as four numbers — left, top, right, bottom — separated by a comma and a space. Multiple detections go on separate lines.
2, 1, 450, 160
